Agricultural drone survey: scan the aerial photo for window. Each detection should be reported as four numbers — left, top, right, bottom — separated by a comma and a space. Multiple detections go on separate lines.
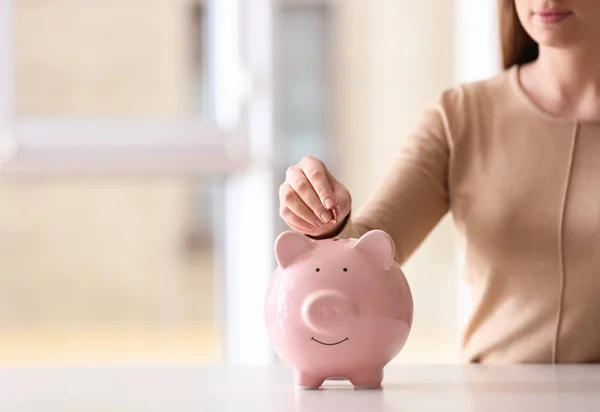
2, 0, 246, 174
0, 0, 271, 364
0, 0, 342, 365
0, 176, 225, 363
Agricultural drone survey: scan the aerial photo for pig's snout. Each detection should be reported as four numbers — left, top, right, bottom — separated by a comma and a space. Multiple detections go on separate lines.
301, 290, 356, 334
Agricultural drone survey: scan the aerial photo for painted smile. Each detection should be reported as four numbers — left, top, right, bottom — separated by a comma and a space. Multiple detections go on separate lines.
311, 337, 349, 346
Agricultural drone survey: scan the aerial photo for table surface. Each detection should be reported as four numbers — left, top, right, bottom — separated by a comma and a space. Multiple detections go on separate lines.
1, 364, 599, 411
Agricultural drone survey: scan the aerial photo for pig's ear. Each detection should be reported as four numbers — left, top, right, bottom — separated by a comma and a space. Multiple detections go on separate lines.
274, 231, 316, 269
353, 230, 395, 271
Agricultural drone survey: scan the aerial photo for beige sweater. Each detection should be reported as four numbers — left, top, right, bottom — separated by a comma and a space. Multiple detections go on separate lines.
336, 65, 600, 363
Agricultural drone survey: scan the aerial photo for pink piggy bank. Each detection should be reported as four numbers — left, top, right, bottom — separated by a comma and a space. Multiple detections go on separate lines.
264, 229, 413, 389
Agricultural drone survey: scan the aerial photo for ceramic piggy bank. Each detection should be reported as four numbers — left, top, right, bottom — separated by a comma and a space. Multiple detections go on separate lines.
265, 229, 413, 389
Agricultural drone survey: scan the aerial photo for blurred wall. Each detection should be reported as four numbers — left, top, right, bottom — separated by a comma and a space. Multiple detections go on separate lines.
335, 0, 460, 362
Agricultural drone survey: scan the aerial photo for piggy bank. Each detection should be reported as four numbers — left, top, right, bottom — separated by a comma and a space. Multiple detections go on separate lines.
264, 229, 413, 389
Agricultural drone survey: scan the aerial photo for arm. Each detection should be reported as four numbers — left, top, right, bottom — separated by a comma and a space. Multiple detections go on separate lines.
334, 96, 453, 265
279, 91, 456, 266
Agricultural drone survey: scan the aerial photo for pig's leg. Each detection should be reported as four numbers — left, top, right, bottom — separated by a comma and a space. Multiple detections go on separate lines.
349, 369, 383, 389
294, 371, 325, 389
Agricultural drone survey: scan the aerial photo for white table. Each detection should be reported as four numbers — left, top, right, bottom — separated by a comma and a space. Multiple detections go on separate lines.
1, 364, 599, 411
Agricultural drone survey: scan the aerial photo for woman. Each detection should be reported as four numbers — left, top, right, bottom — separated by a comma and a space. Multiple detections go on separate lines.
278, 0, 600, 364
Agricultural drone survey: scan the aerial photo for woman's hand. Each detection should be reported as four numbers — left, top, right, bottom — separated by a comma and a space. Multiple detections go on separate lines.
279, 156, 352, 237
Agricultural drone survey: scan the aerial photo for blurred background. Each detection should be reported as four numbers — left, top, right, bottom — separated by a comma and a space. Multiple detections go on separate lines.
0, 0, 500, 365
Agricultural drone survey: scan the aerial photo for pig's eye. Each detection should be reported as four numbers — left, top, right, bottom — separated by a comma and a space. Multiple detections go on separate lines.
343, 268, 348, 272
315, 268, 320, 272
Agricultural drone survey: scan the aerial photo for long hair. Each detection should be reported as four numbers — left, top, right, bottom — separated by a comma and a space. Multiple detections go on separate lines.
498, 0, 539, 69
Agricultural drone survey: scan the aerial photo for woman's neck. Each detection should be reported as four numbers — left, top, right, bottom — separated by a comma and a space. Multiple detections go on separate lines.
535, 45, 600, 97
521, 46, 600, 120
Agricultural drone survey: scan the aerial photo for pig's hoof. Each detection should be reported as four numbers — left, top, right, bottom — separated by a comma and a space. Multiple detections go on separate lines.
294, 372, 324, 389
350, 370, 383, 389
295, 385, 321, 390
354, 384, 382, 390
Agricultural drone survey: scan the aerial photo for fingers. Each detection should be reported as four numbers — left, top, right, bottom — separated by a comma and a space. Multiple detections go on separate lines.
299, 156, 336, 211
286, 165, 332, 224
280, 207, 318, 235
279, 183, 324, 230
279, 155, 352, 236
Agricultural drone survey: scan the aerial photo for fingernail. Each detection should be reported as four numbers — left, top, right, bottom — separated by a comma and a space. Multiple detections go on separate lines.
324, 197, 334, 209
334, 205, 341, 223
320, 211, 331, 223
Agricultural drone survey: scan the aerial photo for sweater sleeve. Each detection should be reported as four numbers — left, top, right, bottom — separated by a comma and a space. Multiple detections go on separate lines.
336, 91, 456, 265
